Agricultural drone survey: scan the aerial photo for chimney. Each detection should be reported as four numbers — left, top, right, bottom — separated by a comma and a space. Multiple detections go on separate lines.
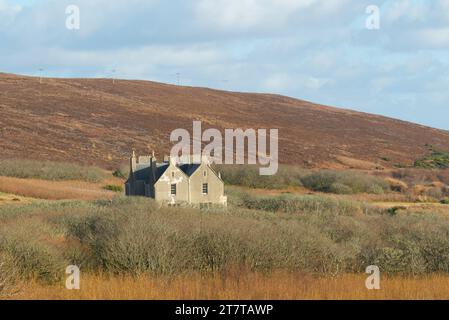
150, 151, 157, 183
129, 150, 137, 179
169, 156, 177, 166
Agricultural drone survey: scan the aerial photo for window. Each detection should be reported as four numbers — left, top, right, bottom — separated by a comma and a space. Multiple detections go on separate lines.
171, 184, 177, 195
202, 183, 208, 195
203, 171, 207, 177
172, 172, 175, 178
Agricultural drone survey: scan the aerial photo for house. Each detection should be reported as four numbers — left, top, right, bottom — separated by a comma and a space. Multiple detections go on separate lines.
125, 151, 227, 206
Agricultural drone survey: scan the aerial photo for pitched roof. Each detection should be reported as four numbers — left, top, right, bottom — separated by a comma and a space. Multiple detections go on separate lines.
154, 163, 169, 181
178, 163, 201, 177
129, 162, 202, 183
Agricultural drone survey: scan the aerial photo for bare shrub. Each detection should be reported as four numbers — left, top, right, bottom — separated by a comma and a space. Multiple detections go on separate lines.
59, 195, 449, 276
0, 235, 66, 284
425, 187, 443, 200
0, 159, 107, 182
216, 165, 306, 189
301, 170, 389, 194
239, 192, 365, 216
385, 178, 409, 193
0, 253, 19, 297
1, 193, 449, 281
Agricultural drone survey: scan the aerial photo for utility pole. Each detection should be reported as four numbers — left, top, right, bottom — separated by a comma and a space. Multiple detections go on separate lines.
112, 69, 116, 85
176, 72, 180, 86
38, 68, 44, 84
38, 68, 44, 101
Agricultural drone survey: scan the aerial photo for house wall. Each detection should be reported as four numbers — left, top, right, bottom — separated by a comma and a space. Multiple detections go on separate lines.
154, 163, 189, 204
189, 163, 225, 205
125, 180, 145, 196
125, 154, 226, 206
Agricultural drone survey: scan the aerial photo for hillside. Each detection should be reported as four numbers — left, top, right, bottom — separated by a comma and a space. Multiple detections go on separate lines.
1, 72, 448, 170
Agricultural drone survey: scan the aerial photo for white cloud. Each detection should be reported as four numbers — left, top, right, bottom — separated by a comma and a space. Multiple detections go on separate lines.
0, 0, 21, 26
262, 73, 332, 92
384, 0, 429, 24
195, 0, 316, 31
414, 28, 449, 49
193, 0, 355, 34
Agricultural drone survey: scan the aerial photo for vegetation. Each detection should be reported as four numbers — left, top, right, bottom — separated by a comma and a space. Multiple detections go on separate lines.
414, 149, 449, 169
0, 252, 19, 297
1, 159, 449, 299
218, 165, 390, 195
0, 195, 448, 286
0, 159, 107, 182
112, 166, 129, 179
216, 165, 305, 189
103, 185, 123, 193
300, 170, 389, 194
229, 190, 375, 216
16, 273, 449, 300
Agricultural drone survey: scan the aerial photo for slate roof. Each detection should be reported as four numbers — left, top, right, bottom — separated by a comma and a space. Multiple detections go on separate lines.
154, 163, 169, 181
133, 165, 151, 181
130, 162, 201, 183
179, 164, 201, 177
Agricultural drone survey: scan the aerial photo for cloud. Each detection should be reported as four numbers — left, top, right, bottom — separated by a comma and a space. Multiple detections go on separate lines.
0, 0, 21, 26
1, 0, 449, 129
413, 28, 449, 49
194, 0, 317, 31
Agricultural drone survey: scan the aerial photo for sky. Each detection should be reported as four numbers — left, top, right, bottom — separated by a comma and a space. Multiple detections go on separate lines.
1, 0, 449, 130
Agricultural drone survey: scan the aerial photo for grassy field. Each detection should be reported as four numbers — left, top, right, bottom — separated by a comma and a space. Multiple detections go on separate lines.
15, 273, 449, 300
1, 160, 449, 300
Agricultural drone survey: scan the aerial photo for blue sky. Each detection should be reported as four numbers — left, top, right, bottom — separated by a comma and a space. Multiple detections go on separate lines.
1, 0, 449, 130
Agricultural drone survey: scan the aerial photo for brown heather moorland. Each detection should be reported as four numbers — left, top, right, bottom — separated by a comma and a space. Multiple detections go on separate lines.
1, 73, 449, 169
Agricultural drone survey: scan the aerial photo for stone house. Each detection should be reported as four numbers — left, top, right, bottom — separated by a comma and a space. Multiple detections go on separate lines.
125, 152, 227, 206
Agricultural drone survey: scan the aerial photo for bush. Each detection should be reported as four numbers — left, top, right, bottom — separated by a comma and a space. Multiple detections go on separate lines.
425, 187, 443, 200
301, 171, 337, 193
385, 178, 408, 193
216, 165, 305, 189
112, 166, 129, 179
61, 199, 449, 276
329, 183, 353, 195
414, 149, 449, 169
0, 237, 65, 283
0, 159, 107, 182
301, 170, 389, 194
103, 185, 123, 192
0, 253, 19, 297
239, 192, 365, 216
2, 194, 449, 280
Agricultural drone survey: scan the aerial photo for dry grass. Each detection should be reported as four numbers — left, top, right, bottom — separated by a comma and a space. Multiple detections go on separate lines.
0, 176, 118, 200
0, 192, 35, 205
14, 272, 449, 300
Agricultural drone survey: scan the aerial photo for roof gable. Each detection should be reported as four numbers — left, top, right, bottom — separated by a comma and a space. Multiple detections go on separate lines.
178, 163, 201, 177
130, 159, 219, 183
